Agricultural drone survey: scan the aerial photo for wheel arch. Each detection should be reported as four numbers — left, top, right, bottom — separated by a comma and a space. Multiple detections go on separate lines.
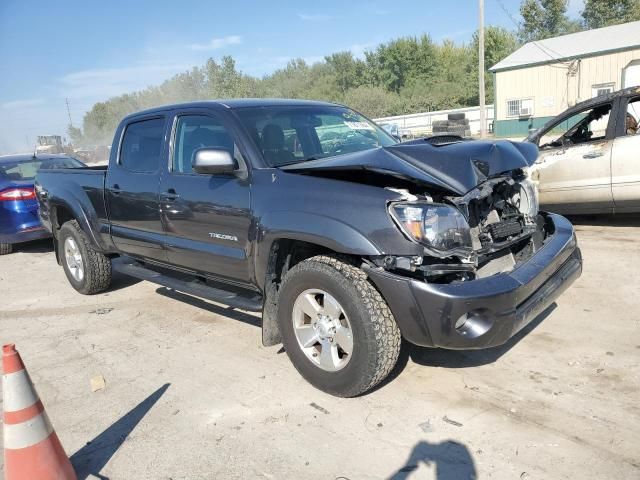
49, 200, 102, 264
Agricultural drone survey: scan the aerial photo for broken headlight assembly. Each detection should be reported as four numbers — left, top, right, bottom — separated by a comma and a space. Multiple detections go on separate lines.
390, 202, 473, 256
514, 175, 539, 221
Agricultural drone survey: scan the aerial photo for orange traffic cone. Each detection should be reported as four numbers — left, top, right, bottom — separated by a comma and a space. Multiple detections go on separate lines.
2, 344, 77, 480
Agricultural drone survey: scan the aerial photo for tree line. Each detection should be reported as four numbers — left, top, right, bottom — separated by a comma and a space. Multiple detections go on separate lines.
71, 0, 640, 146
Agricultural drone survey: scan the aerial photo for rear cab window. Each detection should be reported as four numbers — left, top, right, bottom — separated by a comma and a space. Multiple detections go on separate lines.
119, 117, 165, 172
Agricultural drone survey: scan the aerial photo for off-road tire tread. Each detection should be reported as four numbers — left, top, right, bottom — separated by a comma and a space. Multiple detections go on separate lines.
281, 255, 401, 396
0, 243, 12, 255
60, 220, 111, 294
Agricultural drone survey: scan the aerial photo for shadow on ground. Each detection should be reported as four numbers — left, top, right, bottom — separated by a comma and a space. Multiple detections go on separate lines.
70, 383, 170, 480
369, 303, 556, 395
10, 238, 53, 254
389, 440, 476, 479
105, 258, 143, 293
407, 303, 556, 369
155, 286, 261, 328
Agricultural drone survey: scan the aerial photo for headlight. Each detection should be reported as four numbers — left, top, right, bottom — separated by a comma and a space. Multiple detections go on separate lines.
514, 176, 539, 220
390, 202, 473, 254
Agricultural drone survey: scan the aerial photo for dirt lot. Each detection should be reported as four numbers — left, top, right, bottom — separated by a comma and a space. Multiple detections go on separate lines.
1, 217, 639, 479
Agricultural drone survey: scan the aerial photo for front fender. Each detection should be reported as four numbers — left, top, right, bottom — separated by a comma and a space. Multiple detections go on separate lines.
254, 210, 382, 290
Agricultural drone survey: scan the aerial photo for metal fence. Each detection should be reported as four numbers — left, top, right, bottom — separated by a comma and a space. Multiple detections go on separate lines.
374, 104, 495, 137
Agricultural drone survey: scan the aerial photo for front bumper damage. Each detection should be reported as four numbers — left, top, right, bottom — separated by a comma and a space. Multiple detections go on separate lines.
364, 213, 582, 349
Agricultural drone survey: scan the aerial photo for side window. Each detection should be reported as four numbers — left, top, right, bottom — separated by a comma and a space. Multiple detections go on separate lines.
173, 115, 235, 174
624, 97, 640, 136
120, 118, 165, 172
541, 103, 611, 149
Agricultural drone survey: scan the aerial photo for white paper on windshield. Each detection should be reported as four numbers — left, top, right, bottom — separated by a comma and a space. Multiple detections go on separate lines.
344, 121, 375, 131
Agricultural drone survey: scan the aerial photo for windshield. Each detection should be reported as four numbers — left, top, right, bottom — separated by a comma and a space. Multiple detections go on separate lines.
0, 157, 85, 181
233, 105, 397, 167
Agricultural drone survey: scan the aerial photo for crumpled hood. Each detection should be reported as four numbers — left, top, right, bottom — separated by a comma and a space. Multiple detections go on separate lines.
281, 139, 538, 195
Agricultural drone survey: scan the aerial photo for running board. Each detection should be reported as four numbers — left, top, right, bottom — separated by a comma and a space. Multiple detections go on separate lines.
113, 260, 263, 312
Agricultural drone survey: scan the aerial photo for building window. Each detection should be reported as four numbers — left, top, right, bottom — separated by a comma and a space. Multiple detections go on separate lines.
506, 98, 534, 118
592, 83, 614, 98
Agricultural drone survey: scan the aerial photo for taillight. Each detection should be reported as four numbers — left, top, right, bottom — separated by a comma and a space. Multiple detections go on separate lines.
0, 188, 37, 201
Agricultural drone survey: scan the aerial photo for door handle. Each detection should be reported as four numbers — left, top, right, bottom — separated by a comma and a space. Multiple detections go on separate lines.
583, 151, 604, 159
161, 189, 180, 201
110, 184, 121, 195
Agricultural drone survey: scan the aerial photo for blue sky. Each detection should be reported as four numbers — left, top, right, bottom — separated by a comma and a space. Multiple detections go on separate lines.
0, 0, 585, 154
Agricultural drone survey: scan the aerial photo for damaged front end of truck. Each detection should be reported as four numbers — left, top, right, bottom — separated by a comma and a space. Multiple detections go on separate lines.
282, 138, 582, 349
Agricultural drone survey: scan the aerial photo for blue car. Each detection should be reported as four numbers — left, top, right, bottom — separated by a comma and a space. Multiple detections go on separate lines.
0, 153, 85, 254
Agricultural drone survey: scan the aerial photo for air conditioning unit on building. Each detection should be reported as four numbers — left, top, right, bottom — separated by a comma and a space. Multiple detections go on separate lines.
519, 106, 532, 117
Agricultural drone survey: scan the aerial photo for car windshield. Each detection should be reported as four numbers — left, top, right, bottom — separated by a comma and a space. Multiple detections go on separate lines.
0, 157, 84, 181
233, 105, 397, 167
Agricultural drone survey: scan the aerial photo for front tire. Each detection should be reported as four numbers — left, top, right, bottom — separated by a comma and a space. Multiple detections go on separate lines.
277, 255, 401, 397
0, 243, 12, 255
59, 220, 112, 294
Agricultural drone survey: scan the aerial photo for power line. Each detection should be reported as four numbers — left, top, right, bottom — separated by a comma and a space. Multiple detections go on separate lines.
492, 0, 572, 67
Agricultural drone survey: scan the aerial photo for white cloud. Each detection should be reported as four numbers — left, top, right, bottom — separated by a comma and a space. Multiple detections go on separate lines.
349, 43, 376, 58
58, 63, 191, 99
1, 98, 44, 109
298, 13, 333, 22
188, 35, 242, 51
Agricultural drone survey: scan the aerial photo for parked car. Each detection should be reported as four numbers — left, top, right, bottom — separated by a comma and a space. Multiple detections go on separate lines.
0, 153, 85, 254
527, 86, 640, 214
36, 99, 582, 397
380, 122, 413, 141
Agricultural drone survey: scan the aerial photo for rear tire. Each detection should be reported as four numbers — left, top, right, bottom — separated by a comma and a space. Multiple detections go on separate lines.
277, 255, 401, 397
0, 243, 12, 255
59, 220, 112, 294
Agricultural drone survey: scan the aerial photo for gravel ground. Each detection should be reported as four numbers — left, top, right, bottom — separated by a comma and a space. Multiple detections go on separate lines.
0, 216, 639, 479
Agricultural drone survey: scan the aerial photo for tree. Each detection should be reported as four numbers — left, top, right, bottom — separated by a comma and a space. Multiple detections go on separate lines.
67, 124, 84, 147
581, 0, 640, 28
343, 86, 402, 118
324, 52, 365, 93
518, 0, 581, 42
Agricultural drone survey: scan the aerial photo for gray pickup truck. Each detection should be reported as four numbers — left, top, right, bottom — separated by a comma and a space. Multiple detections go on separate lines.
35, 99, 582, 397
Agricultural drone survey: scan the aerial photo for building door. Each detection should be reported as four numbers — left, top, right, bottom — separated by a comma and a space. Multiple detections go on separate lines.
623, 60, 640, 88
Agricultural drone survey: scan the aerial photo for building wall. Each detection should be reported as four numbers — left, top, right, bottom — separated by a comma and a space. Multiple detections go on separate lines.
494, 48, 640, 137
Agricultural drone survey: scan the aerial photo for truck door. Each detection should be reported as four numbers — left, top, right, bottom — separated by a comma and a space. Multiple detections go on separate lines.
531, 101, 614, 214
159, 111, 252, 285
106, 115, 167, 261
611, 95, 640, 211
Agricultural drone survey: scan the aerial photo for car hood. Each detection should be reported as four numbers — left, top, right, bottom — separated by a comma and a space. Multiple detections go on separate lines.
281, 139, 538, 195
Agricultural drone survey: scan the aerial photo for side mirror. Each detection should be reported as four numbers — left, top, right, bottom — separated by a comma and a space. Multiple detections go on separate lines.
192, 148, 236, 175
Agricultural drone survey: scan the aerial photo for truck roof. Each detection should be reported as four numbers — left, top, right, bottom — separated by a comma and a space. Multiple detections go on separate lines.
124, 98, 342, 120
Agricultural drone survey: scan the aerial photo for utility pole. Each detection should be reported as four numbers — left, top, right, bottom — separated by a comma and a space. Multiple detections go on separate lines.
65, 98, 73, 127
478, 0, 486, 138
